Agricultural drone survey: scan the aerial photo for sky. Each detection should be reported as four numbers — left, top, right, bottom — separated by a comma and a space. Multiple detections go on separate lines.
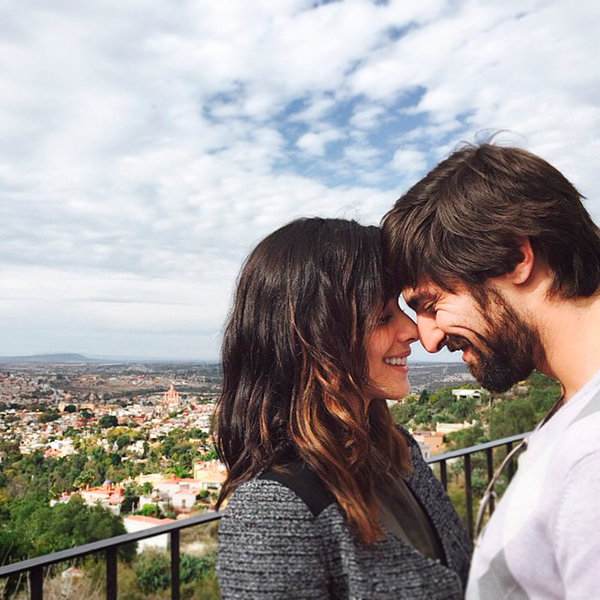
1, 0, 599, 362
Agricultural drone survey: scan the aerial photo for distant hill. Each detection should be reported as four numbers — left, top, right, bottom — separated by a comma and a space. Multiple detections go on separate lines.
408, 361, 473, 392
0, 353, 215, 365
0, 353, 96, 364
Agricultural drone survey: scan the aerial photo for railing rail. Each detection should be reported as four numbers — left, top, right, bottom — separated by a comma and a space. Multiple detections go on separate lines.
0, 431, 530, 599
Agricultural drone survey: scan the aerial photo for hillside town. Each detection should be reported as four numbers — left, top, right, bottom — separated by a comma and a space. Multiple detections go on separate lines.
0, 357, 560, 598
0, 359, 473, 464
0, 358, 478, 528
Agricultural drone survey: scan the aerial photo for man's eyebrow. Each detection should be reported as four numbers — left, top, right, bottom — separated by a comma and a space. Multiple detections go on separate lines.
405, 292, 432, 311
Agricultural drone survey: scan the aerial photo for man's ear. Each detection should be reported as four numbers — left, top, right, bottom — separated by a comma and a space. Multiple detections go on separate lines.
510, 238, 535, 285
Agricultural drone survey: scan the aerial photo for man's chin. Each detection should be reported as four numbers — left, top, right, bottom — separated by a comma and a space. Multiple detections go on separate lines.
463, 352, 482, 380
466, 355, 519, 394
478, 377, 515, 394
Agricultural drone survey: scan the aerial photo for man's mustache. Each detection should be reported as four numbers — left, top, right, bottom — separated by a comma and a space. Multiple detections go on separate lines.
445, 335, 471, 352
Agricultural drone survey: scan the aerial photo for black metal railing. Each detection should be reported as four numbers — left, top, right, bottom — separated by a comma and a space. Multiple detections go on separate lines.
0, 432, 529, 600
0, 511, 222, 600
426, 431, 529, 538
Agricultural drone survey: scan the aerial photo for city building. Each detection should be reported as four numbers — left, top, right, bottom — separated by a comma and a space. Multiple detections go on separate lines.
193, 460, 227, 493
451, 388, 483, 401
162, 384, 181, 412
410, 429, 445, 456
123, 515, 176, 552
52, 483, 125, 515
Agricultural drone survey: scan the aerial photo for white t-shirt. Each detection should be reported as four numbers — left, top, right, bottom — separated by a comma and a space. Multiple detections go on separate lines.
466, 369, 600, 600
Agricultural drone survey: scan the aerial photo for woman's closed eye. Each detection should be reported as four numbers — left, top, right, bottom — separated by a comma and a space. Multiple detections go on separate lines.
377, 313, 392, 326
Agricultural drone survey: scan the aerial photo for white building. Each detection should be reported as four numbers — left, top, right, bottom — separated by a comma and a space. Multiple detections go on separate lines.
451, 389, 483, 401
436, 421, 476, 435
123, 515, 176, 552
193, 460, 227, 493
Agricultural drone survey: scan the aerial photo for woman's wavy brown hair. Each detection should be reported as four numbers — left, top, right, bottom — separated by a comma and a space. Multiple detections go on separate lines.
215, 218, 411, 544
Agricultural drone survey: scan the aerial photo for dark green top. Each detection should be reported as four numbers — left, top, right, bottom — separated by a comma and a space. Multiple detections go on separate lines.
377, 476, 445, 562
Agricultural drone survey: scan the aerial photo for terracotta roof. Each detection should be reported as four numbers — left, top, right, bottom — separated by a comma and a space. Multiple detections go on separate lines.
124, 515, 176, 525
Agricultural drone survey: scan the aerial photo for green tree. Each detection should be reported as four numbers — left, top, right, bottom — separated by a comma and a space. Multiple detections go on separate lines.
412, 406, 434, 427
121, 484, 140, 514
74, 468, 97, 488
488, 398, 537, 440
134, 551, 216, 595
448, 396, 477, 421
200, 446, 218, 462
1, 494, 135, 568
389, 402, 412, 426
108, 452, 121, 467
445, 422, 488, 451
135, 551, 170, 594
188, 428, 209, 441
38, 412, 60, 423
98, 414, 118, 429
136, 503, 163, 519
181, 551, 216, 584
430, 387, 454, 410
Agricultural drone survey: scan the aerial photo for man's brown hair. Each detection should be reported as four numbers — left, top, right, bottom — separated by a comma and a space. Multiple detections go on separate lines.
381, 143, 600, 298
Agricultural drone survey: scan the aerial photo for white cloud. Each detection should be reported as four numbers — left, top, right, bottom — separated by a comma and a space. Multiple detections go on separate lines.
390, 147, 428, 178
350, 104, 386, 130
349, 0, 600, 206
296, 128, 345, 156
290, 97, 337, 124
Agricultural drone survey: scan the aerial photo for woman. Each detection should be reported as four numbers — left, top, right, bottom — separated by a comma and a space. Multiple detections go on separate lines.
215, 218, 471, 599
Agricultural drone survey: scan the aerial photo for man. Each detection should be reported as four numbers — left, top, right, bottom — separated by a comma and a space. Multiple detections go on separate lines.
381, 143, 600, 599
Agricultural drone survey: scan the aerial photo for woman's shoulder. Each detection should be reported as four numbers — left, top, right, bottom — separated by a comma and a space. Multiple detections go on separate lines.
225, 461, 335, 519
218, 463, 335, 598
258, 461, 336, 517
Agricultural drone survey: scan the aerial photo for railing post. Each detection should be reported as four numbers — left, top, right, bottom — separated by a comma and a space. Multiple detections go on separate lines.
506, 441, 514, 480
106, 547, 117, 600
171, 529, 180, 600
464, 453, 473, 539
29, 566, 43, 600
485, 447, 495, 514
439, 460, 448, 491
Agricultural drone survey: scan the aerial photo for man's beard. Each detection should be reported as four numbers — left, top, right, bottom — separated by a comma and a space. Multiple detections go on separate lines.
447, 290, 544, 393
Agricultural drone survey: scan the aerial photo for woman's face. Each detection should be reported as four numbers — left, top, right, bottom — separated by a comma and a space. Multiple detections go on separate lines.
366, 298, 418, 400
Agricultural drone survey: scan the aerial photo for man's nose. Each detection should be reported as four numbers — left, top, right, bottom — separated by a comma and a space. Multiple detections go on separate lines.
417, 316, 447, 353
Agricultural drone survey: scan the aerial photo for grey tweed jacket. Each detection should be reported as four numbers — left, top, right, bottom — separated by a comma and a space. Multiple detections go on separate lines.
217, 432, 472, 599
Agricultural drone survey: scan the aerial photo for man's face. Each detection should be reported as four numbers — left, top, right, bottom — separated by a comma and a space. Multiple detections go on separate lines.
403, 280, 543, 392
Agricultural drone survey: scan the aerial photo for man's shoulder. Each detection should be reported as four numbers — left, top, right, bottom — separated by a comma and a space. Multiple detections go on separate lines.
548, 388, 600, 461
556, 411, 600, 464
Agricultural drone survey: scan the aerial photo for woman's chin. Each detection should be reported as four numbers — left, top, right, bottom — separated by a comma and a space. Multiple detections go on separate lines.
367, 388, 408, 402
